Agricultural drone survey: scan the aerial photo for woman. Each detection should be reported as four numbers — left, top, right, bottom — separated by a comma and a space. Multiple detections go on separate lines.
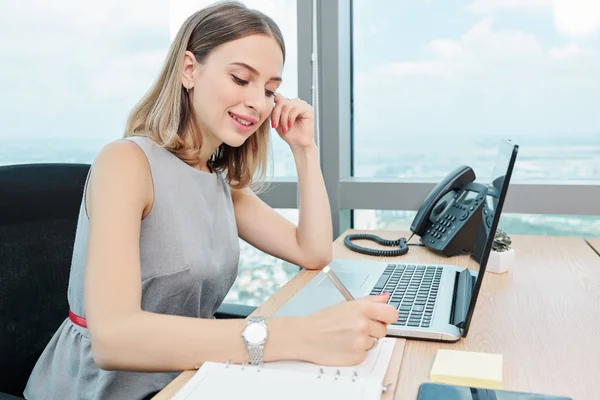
24, 2, 398, 399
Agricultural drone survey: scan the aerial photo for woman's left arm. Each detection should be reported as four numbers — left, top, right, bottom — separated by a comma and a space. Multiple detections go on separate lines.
232, 94, 332, 270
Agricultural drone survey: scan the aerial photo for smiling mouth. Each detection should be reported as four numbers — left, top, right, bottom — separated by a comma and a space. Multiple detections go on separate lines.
228, 112, 255, 127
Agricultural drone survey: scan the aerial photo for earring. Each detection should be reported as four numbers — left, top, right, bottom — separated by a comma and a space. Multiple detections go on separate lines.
185, 85, 189, 93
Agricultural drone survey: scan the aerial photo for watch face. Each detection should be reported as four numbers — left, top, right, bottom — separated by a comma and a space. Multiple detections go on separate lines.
244, 322, 267, 345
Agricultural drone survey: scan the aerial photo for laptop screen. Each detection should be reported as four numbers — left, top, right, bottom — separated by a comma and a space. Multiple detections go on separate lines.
460, 138, 519, 336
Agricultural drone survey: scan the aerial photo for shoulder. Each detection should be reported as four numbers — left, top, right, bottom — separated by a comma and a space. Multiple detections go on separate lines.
86, 139, 154, 216
93, 139, 150, 173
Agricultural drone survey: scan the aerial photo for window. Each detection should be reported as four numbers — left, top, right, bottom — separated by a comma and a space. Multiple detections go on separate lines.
1, 1, 301, 306
352, 0, 600, 182
350, 0, 600, 237
0, 1, 171, 165
224, 208, 300, 306
0, 0, 299, 181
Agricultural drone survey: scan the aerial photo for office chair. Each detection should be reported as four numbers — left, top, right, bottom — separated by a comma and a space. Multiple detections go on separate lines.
0, 163, 254, 399
0, 163, 90, 398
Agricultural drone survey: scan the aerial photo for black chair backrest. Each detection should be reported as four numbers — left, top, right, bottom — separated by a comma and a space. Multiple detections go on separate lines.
0, 163, 91, 396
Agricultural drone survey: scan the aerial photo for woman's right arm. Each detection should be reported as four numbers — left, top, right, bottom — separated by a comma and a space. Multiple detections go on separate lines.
84, 140, 398, 372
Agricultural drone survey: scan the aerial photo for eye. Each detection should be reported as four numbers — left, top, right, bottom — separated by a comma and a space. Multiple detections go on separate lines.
231, 74, 248, 86
265, 89, 275, 98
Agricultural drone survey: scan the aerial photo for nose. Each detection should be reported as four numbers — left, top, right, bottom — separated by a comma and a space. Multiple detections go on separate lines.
244, 85, 270, 117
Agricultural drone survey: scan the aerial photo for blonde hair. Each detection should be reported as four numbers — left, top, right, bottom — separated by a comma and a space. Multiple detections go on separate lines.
124, 1, 285, 189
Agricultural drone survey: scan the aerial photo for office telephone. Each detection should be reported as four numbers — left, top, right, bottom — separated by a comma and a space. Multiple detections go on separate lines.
344, 165, 490, 257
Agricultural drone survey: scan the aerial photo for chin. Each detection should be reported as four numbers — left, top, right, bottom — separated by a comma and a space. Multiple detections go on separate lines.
221, 134, 248, 148
221, 130, 258, 148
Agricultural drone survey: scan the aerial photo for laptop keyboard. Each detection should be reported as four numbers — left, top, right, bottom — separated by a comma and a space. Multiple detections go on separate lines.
369, 264, 443, 328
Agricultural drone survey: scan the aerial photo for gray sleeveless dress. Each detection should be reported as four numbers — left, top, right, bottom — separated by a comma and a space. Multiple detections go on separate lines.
24, 136, 240, 400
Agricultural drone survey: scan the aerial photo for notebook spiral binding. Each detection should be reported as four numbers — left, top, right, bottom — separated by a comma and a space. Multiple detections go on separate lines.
222, 360, 391, 393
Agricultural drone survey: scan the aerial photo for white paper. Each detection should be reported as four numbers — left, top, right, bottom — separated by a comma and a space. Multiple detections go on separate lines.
261, 337, 396, 384
172, 337, 397, 400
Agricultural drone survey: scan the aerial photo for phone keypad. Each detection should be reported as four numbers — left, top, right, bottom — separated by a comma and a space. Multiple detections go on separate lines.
426, 213, 460, 244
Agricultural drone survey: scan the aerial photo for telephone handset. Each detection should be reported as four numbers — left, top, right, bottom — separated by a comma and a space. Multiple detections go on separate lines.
410, 165, 475, 236
344, 165, 487, 257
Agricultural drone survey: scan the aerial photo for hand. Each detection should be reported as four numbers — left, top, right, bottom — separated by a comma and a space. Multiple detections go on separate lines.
270, 93, 315, 149
297, 293, 399, 366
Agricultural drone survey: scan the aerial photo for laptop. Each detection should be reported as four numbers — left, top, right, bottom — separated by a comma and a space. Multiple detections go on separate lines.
275, 139, 519, 342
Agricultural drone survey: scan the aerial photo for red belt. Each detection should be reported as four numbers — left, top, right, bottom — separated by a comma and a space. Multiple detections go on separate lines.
69, 310, 87, 328
69, 310, 216, 327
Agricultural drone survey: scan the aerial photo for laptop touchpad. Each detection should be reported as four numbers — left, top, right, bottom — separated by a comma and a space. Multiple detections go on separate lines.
317, 272, 370, 289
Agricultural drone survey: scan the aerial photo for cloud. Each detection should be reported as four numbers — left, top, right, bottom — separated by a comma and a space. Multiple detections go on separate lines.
0, 0, 299, 140
374, 18, 541, 78
0, 0, 171, 139
3, 0, 167, 37
553, 0, 600, 37
461, 17, 542, 55
425, 40, 466, 59
375, 61, 454, 77
467, 0, 551, 14
353, 15, 600, 139
549, 43, 598, 60
467, 0, 600, 37
374, 39, 470, 77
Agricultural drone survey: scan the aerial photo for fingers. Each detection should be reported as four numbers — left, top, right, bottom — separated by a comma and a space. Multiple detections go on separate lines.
358, 293, 390, 303
361, 335, 380, 352
279, 101, 292, 131
368, 336, 379, 351
271, 93, 289, 130
360, 300, 399, 325
270, 93, 308, 132
286, 108, 301, 131
270, 96, 283, 130
367, 320, 388, 339
376, 304, 399, 325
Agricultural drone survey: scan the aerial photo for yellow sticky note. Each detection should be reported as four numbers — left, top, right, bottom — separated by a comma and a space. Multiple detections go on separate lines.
430, 349, 503, 389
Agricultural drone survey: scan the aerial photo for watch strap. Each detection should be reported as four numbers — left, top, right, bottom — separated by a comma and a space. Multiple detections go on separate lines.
248, 344, 264, 366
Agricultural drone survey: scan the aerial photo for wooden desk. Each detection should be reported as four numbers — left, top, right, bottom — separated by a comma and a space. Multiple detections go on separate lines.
586, 238, 600, 256
157, 230, 600, 400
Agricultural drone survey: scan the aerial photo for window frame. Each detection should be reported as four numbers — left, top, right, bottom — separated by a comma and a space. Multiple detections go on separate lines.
291, 0, 600, 238
266, 1, 600, 237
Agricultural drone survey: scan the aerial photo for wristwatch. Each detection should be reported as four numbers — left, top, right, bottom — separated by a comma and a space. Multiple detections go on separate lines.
241, 316, 268, 365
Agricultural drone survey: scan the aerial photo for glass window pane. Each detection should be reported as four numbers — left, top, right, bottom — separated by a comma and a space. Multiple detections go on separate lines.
224, 209, 300, 306
351, 0, 600, 182
1, 1, 300, 307
0, 1, 171, 165
353, 210, 600, 237
1, 0, 298, 180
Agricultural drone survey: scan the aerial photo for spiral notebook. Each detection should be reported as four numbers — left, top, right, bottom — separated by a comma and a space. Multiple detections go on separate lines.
172, 338, 400, 400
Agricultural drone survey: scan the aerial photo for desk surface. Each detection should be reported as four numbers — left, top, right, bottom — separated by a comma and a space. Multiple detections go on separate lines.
156, 231, 600, 400
586, 238, 600, 256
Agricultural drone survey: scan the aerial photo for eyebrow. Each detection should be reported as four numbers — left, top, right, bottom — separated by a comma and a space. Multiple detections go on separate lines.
230, 62, 282, 82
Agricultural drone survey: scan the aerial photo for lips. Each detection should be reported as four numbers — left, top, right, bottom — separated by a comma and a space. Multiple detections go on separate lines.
228, 111, 257, 126
228, 111, 257, 133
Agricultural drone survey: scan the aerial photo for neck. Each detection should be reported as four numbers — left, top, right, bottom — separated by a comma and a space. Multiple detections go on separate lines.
184, 127, 222, 173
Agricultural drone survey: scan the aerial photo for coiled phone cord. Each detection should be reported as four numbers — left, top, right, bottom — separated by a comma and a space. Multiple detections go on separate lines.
344, 233, 418, 257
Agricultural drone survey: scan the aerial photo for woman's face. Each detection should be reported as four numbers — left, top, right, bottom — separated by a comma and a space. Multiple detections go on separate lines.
185, 34, 284, 148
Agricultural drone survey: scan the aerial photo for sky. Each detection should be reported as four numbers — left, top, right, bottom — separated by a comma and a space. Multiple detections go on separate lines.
0, 0, 296, 141
353, 0, 600, 141
0, 0, 598, 145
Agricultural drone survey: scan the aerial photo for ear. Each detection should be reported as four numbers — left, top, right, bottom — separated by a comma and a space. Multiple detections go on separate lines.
181, 50, 197, 91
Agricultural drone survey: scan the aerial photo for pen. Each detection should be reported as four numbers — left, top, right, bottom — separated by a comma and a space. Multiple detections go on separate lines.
322, 266, 355, 301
